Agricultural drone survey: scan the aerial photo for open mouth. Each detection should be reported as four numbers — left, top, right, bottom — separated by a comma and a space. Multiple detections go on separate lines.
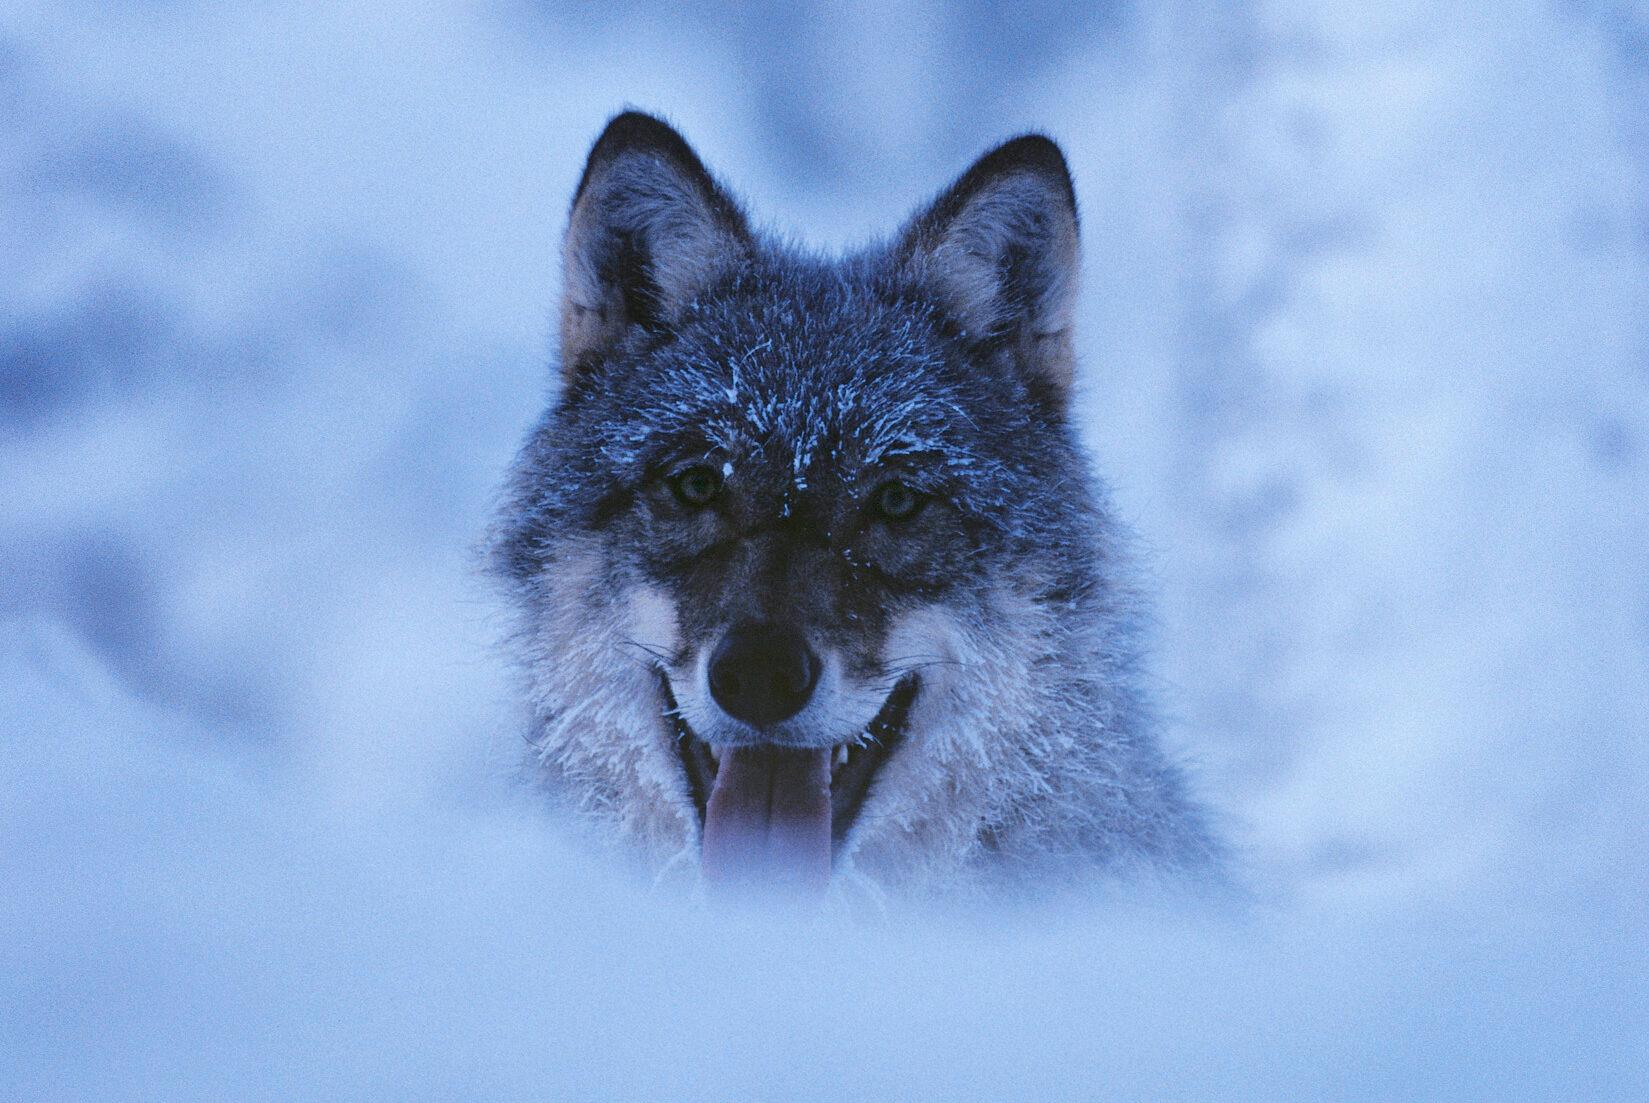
663, 674, 918, 889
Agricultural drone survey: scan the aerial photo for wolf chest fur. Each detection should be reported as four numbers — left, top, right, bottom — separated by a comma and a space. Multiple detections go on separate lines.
491, 111, 1219, 897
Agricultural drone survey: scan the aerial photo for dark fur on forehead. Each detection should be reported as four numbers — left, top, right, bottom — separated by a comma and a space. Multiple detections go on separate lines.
496, 258, 1096, 586
606, 260, 1050, 456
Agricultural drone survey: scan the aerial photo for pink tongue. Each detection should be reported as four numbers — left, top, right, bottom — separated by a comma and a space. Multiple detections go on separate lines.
701, 746, 832, 894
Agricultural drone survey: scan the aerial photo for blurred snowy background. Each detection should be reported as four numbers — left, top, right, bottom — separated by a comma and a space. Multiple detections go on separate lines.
4, 2, 1647, 1099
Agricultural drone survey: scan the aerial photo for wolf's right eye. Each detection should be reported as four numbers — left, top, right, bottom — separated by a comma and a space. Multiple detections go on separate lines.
669, 465, 724, 508
871, 479, 926, 522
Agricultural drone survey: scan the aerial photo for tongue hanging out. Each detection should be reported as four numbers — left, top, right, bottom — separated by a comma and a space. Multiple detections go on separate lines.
700, 745, 832, 893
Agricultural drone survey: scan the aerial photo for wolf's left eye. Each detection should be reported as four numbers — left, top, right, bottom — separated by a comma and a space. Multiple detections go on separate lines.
871, 479, 926, 522
669, 465, 724, 508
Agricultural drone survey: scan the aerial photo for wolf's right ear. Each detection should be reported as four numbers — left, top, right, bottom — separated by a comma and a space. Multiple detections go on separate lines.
559, 112, 751, 377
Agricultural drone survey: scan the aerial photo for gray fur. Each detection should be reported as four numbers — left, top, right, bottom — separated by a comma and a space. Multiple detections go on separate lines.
490, 111, 1221, 898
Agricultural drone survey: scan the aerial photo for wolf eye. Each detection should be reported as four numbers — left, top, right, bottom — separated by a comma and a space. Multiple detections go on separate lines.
670, 465, 724, 508
871, 479, 925, 522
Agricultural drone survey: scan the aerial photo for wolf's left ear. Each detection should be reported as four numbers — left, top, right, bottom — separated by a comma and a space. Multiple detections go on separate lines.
896, 135, 1079, 407
560, 111, 752, 376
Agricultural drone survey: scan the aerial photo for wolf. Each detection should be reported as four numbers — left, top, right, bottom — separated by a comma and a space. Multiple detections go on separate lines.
490, 111, 1220, 899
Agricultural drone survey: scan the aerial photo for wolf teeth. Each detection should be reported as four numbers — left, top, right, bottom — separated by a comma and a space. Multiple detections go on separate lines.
833, 744, 849, 769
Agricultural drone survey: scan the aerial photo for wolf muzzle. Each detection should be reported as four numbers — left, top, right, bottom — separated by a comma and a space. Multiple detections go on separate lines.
699, 621, 831, 892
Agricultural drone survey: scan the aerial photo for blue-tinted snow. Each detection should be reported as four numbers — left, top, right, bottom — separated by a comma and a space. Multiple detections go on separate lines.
2, 2, 1646, 1099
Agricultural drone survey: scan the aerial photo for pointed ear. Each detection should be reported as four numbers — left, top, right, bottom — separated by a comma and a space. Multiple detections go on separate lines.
896, 135, 1080, 406
560, 112, 751, 376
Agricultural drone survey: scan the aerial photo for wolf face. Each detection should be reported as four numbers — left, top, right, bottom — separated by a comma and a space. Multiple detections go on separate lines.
492, 112, 1218, 897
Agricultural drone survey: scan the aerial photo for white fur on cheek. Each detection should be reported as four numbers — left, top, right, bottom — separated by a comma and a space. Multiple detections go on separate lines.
517, 545, 699, 861
625, 584, 681, 662
838, 592, 1048, 886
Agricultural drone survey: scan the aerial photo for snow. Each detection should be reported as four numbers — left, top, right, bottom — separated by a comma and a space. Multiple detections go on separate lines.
3, 2, 1647, 1098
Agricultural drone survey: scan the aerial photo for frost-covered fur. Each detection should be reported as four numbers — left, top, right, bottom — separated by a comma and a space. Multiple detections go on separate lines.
490, 112, 1221, 897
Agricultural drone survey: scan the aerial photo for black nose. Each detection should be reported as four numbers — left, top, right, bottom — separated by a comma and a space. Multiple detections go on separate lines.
708, 623, 821, 727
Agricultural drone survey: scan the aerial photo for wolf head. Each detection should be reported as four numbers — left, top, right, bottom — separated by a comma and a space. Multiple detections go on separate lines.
492, 112, 1217, 898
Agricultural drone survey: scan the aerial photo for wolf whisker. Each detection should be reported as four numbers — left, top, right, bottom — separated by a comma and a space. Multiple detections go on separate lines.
884, 657, 967, 673
618, 638, 676, 667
